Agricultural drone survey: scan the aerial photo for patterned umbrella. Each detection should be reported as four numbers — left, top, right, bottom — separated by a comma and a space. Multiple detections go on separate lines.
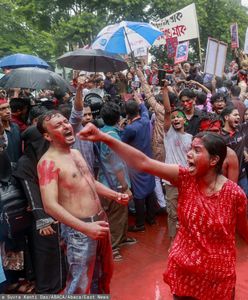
92, 21, 163, 55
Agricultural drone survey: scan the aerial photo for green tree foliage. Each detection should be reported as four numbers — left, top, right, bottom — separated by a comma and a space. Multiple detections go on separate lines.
1, 0, 248, 65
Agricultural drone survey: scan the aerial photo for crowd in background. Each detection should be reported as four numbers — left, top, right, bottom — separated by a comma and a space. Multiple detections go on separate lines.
0, 52, 248, 294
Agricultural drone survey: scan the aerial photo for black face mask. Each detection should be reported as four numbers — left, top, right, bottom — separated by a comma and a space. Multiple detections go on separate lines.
0, 150, 12, 182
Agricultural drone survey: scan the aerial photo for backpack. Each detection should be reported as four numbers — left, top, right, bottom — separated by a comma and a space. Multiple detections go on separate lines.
0, 177, 32, 240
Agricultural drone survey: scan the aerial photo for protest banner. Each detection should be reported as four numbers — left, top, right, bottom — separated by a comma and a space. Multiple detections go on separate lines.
133, 46, 147, 57
151, 3, 200, 46
244, 27, 248, 54
204, 38, 227, 78
230, 23, 239, 49
166, 37, 178, 58
174, 41, 189, 64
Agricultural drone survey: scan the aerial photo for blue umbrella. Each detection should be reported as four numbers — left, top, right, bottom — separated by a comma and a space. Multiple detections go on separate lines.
0, 53, 49, 69
92, 21, 163, 55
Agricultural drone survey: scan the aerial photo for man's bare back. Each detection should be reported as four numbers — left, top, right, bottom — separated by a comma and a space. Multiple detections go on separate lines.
38, 148, 101, 219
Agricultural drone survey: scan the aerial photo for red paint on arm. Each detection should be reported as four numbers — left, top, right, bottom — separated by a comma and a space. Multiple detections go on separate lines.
38, 160, 60, 186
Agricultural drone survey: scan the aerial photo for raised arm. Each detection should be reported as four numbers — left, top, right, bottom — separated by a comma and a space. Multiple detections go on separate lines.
74, 76, 86, 111
189, 80, 211, 94
163, 82, 171, 133
78, 124, 179, 184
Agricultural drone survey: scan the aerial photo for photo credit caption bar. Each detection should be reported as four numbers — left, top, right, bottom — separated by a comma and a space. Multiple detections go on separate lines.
0, 295, 110, 300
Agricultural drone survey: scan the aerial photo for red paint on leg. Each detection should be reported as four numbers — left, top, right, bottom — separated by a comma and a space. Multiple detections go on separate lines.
38, 160, 60, 186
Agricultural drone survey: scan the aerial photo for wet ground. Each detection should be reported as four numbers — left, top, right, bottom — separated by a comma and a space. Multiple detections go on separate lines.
111, 214, 248, 300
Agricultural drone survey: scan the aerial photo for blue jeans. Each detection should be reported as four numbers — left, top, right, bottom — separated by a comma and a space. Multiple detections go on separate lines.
61, 224, 113, 294
238, 176, 248, 197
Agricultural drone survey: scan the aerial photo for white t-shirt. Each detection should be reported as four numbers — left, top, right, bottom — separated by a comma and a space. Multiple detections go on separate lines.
164, 126, 192, 185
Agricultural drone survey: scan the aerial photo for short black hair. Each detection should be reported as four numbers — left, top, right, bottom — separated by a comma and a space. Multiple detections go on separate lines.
196, 92, 207, 105
223, 80, 233, 89
36, 110, 60, 135
10, 97, 30, 112
125, 100, 139, 119
58, 103, 72, 120
100, 102, 120, 126
168, 92, 178, 107
210, 93, 227, 105
29, 105, 48, 123
220, 106, 237, 121
179, 88, 196, 100
171, 107, 187, 120
230, 85, 241, 97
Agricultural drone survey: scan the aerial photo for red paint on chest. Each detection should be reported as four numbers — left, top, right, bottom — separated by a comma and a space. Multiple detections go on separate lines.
38, 160, 60, 186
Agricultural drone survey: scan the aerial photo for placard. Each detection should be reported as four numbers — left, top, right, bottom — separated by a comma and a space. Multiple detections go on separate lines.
244, 27, 248, 54
166, 37, 178, 58
230, 23, 239, 49
174, 41, 189, 64
204, 38, 227, 77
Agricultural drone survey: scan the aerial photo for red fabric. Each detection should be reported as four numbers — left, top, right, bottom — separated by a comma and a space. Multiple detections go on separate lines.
11, 115, 28, 132
164, 167, 248, 300
0, 98, 7, 104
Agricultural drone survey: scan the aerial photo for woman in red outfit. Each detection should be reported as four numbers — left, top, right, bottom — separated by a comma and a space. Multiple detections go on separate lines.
78, 125, 248, 300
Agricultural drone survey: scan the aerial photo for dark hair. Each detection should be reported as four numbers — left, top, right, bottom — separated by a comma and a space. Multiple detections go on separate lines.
10, 97, 30, 112
100, 102, 120, 126
125, 100, 139, 119
194, 132, 227, 173
215, 76, 223, 89
220, 106, 237, 121
171, 107, 187, 120
168, 92, 178, 107
230, 85, 241, 97
223, 80, 233, 90
29, 105, 48, 123
210, 92, 227, 105
179, 88, 196, 100
37, 110, 60, 135
196, 92, 207, 105
58, 103, 72, 119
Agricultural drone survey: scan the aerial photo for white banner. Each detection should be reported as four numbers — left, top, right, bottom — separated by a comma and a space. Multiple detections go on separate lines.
151, 3, 200, 46
244, 27, 248, 54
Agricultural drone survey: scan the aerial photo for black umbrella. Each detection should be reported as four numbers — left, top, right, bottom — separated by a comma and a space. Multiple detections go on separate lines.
0, 67, 70, 91
57, 48, 128, 72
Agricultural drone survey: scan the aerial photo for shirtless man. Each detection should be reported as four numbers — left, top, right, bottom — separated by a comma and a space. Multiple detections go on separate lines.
36, 111, 129, 294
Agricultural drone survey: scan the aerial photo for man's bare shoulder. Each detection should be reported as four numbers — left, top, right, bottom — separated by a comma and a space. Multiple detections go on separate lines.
38, 151, 58, 168
226, 147, 238, 160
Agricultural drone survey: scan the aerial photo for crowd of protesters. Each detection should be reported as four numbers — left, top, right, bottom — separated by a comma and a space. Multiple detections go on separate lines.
0, 49, 248, 298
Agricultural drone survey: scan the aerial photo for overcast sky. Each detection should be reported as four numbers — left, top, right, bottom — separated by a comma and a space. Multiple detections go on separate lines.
242, 0, 248, 7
